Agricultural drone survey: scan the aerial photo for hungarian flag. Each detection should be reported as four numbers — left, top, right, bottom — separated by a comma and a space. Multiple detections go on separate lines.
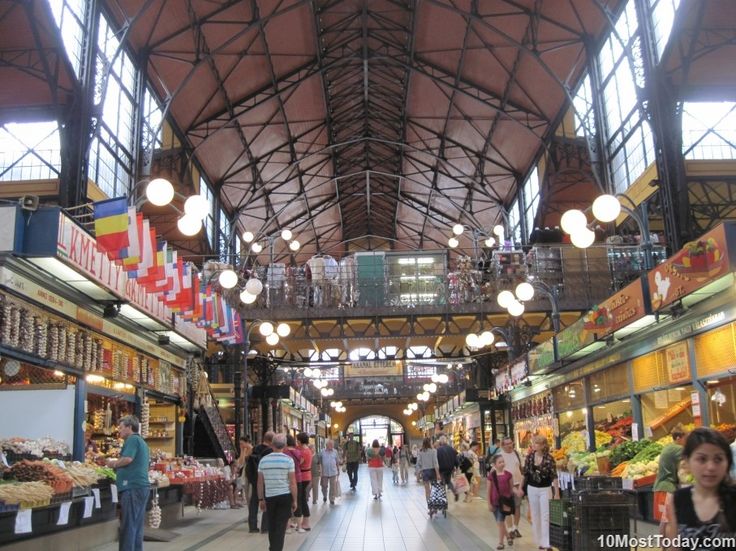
128, 219, 154, 279
93, 197, 129, 260
139, 240, 166, 291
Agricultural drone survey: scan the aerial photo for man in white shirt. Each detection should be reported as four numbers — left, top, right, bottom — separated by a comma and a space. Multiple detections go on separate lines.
258, 433, 297, 551
319, 439, 340, 504
499, 436, 524, 538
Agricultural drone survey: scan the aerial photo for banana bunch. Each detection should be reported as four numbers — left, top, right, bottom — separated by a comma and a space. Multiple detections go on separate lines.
0, 481, 54, 505
93, 409, 104, 432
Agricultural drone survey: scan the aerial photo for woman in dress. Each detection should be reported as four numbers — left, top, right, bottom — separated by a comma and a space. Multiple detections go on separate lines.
663, 427, 736, 550
366, 439, 385, 499
522, 435, 559, 551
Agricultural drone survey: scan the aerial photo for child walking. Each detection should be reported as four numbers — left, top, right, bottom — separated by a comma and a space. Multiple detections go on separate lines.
391, 448, 400, 484
488, 454, 521, 550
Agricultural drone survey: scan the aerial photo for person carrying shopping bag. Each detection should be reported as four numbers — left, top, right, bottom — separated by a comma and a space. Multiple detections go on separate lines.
488, 454, 523, 550
522, 435, 559, 551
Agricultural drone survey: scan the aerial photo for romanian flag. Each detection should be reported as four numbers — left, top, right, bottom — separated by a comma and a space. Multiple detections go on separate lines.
94, 197, 129, 259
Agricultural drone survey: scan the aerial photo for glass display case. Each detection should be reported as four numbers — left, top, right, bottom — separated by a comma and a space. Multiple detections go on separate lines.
386, 252, 446, 306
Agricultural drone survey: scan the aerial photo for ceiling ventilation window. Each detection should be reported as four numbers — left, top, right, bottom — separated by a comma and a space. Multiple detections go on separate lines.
47, 0, 87, 78
199, 178, 215, 245
349, 348, 375, 361
649, 0, 682, 60
598, 0, 655, 193
141, 88, 163, 156
573, 74, 595, 139
508, 199, 521, 244
522, 168, 540, 238
0, 122, 61, 182
407, 346, 431, 359
88, 14, 136, 198
682, 102, 736, 160
218, 207, 231, 261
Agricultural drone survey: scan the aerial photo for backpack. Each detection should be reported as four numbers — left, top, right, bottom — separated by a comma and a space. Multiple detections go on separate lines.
245, 445, 270, 484
458, 453, 472, 473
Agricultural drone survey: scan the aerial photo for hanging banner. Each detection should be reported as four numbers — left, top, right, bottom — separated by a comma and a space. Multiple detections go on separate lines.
528, 338, 556, 373
344, 360, 402, 378
583, 277, 649, 338
648, 223, 736, 312
556, 315, 595, 360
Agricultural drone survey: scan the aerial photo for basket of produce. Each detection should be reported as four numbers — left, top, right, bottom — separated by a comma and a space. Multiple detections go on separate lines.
10, 460, 74, 494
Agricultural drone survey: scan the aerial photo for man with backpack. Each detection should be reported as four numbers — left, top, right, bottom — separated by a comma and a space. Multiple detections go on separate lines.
247, 431, 274, 533
484, 437, 501, 476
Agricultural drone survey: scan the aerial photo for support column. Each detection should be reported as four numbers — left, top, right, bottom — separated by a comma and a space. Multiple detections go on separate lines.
635, 0, 691, 251
73, 378, 87, 461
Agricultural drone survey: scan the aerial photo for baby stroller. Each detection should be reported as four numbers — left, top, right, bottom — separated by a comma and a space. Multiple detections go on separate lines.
427, 481, 448, 518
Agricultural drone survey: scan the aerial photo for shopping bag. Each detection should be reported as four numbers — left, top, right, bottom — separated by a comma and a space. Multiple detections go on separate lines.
453, 473, 469, 494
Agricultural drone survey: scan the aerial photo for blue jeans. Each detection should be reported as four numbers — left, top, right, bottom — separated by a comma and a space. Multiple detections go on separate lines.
119, 487, 149, 551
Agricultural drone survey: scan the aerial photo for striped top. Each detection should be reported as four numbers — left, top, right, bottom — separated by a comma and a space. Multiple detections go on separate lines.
258, 452, 295, 498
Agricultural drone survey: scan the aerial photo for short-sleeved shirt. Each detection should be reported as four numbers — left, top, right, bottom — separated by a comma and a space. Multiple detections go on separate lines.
117, 434, 150, 491
367, 448, 384, 468
344, 440, 361, 463
284, 447, 303, 483
320, 449, 340, 476
298, 446, 313, 482
654, 443, 683, 492
500, 450, 523, 485
258, 452, 295, 498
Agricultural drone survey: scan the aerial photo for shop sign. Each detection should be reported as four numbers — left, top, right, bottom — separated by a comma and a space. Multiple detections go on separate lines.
494, 368, 511, 393
0, 266, 186, 368
510, 358, 528, 385
556, 315, 595, 360
666, 342, 690, 384
648, 223, 736, 312
0, 205, 21, 252
691, 392, 701, 419
583, 278, 648, 338
344, 359, 402, 377
528, 338, 555, 373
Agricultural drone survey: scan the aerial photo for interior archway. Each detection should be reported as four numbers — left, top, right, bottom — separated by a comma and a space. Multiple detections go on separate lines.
346, 415, 408, 449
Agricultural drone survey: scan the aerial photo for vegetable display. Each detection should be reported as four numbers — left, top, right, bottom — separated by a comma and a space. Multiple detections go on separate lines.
609, 440, 651, 467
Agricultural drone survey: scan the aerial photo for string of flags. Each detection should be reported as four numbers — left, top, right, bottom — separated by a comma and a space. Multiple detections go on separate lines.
93, 197, 243, 345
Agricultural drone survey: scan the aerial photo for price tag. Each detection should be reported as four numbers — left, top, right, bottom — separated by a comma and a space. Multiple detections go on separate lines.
631, 423, 640, 442
57, 502, 72, 526
15, 509, 32, 534
83, 496, 94, 518
645, 426, 653, 438
111, 484, 118, 503
92, 488, 101, 509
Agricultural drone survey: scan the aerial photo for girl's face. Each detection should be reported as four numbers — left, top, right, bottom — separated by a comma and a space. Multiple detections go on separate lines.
494, 457, 505, 471
688, 443, 729, 490
533, 439, 544, 452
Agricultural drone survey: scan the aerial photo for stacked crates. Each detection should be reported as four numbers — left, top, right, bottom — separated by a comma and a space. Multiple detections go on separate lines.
549, 486, 634, 551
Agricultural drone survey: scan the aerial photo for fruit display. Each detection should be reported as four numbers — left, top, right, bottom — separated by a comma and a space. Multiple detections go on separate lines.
561, 431, 587, 453
594, 430, 613, 448
1, 437, 70, 459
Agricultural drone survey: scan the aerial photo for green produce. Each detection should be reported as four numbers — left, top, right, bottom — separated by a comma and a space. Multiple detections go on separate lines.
631, 442, 663, 463
95, 466, 116, 481
610, 439, 651, 467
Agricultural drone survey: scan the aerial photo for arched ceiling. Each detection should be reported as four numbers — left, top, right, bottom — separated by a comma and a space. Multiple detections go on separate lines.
105, 0, 620, 258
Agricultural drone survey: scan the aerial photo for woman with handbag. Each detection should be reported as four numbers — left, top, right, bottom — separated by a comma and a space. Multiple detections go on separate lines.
522, 435, 559, 551
488, 454, 521, 550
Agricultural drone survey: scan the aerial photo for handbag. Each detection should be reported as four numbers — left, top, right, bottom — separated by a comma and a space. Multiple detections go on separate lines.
453, 473, 469, 494
491, 471, 514, 514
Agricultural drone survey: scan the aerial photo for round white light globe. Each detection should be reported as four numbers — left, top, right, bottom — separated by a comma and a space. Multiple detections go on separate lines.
276, 323, 291, 337
416, 393, 424, 401
571, 227, 596, 248
560, 209, 588, 234
410, 403, 418, 410
289, 240, 300, 252
422, 391, 430, 401
304, 367, 313, 378
245, 278, 263, 295
240, 290, 257, 304
515, 281, 535, 302
497, 290, 515, 309
428, 383, 437, 393
493, 224, 505, 237
479, 331, 495, 346
423, 383, 430, 392
452, 223, 464, 236
448, 237, 459, 248
145, 178, 174, 206
592, 194, 622, 223
177, 215, 202, 236
508, 300, 525, 317
484, 237, 496, 248
251, 242, 263, 253
281, 229, 293, 241
465, 333, 480, 348
184, 195, 210, 220
321, 387, 329, 397
311, 368, 321, 379
242, 231, 255, 243
259, 322, 274, 337
327, 388, 334, 396
266, 333, 279, 346
218, 269, 238, 289
438, 374, 449, 384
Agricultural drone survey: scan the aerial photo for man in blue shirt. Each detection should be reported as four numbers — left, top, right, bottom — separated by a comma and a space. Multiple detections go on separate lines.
107, 415, 150, 551
258, 433, 297, 551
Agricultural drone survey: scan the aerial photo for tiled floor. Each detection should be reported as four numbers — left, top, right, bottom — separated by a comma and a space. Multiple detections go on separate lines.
93, 466, 654, 551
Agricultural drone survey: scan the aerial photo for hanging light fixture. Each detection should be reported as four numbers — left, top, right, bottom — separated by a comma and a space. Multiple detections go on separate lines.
276, 323, 291, 337
177, 215, 202, 236
281, 229, 293, 241
515, 281, 535, 302
493, 224, 505, 237
591, 194, 622, 223
448, 237, 459, 248
251, 242, 263, 253
240, 290, 257, 304
479, 331, 495, 347
465, 333, 480, 349
570, 227, 596, 248
259, 322, 274, 337
484, 236, 496, 248
560, 209, 587, 234
437, 374, 449, 384
289, 240, 300, 252
145, 178, 175, 206
218, 269, 239, 289
497, 290, 515, 309
452, 224, 464, 236
242, 230, 255, 243
183, 195, 210, 220
508, 300, 525, 317
266, 333, 280, 346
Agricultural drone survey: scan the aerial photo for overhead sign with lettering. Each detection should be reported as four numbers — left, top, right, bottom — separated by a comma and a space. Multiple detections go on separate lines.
583, 277, 649, 339
648, 223, 736, 312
